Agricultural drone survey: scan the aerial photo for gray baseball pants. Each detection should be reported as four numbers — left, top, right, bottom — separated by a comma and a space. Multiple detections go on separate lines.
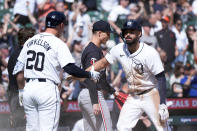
78, 88, 113, 131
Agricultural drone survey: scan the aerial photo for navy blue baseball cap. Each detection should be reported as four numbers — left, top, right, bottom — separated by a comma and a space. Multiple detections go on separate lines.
92, 20, 113, 33
45, 11, 66, 28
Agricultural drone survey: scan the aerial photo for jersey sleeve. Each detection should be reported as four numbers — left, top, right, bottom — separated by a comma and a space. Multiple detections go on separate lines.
146, 47, 164, 75
57, 42, 75, 68
105, 47, 117, 64
17, 43, 28, 64
12, 61, 25, 75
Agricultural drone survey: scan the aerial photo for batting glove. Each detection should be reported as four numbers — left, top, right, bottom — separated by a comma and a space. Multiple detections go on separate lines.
158, 104, 169, 122
90, 66, 100, 82
18, 89, 24, 106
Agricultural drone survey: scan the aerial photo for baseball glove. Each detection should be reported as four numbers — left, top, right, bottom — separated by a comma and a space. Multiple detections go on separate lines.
115, 92, 128, 110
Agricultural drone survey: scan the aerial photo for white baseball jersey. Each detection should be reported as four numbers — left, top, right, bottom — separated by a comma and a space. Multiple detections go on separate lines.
17, 32, 75, 84
105, 42, 164, 93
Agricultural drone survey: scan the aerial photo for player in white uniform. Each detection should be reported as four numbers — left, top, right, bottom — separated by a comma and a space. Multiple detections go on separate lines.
87, 20, 170, 131
12, 11, 100, 131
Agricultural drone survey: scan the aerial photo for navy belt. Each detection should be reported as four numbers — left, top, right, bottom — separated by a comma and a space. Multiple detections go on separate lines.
136, 88, 153, 95
26, 78, 58, 86
26, 78, 46, 83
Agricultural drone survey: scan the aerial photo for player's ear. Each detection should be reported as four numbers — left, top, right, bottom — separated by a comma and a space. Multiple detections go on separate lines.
138, 31, 142, 37
97, 31, 101, 37
60, 23, 64, 28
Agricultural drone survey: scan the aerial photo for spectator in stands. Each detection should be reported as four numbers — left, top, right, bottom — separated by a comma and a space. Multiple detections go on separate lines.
4, 0, 15, 9
37, 0, 55, 19
175, 1, 193, 24
0, 84, 6, 102
13, 0, 45, 26
37, 17, 46, 33
148, 13, 162, 35
192, 0, 197, 16
179, 63, 194, 97
0, 44, 8, 84
61, 80, 74, 101
127, 1, 147, 21
194, 36, 197, 64
172, 18, 189, 66
72, 22, 88, 47
25, 1, 46, 33
152, 0, 167, 12
2, 13, 20, 55
1, 13, 19, 51
55, 0, 65, 12
140, 20, 158, 48
0, 22, 7, 45
69, 1, 91, 43
186, 25, 196, 54
187, 26, 197, 65
185, 25, 196, 65
169, 62, 184, 97
101, 0, 118, 12
108, 0, 130, 43
60, 79, 73, 111
187, 70, 197, 97
26, 1, 37, 27
143, 0, 154, 15
70, 40, 83, 100
155, 16, 177, 73
55, 1, 70, 41
71, 40, 83, 67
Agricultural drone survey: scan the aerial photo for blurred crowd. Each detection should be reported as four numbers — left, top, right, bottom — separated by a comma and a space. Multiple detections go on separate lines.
0, 0, 197, 104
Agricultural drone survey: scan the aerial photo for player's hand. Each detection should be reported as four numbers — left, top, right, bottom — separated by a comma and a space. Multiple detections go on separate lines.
18, 89, 24, 106
158, 104, 169, 122
90, 66, 100, 82
113, 91, 119, 97
93, 104, 100, 115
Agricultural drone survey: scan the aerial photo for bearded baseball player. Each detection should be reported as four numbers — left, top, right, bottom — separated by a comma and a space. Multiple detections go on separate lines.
87, 20, 170, 131
12, 11, 100, 131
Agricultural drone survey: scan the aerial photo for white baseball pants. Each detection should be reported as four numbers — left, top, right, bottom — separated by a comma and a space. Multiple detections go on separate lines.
117, 88, 168, 131
23, 79, 60, 131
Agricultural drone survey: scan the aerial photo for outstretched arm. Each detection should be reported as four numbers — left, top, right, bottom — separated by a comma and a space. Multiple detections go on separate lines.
65, 58, 109, 81
63, 63, 100, 82
86, 57, 110, 72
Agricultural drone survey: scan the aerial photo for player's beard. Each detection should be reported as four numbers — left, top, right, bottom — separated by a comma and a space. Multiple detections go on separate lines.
125, 36, 138, 45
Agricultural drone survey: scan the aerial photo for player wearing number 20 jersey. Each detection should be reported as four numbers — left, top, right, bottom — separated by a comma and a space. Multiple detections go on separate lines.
13, 11, 100, 131
18, 32, 74, 84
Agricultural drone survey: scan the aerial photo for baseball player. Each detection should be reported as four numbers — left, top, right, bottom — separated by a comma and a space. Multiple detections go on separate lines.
78, 20, 116, 131
7, 27, 35, 127
12, 11, 100, 131
87, 20, 170, 131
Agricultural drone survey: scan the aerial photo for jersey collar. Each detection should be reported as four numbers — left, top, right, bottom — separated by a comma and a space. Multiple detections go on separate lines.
40, 32, 54, 36
123, 42, 144, 58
